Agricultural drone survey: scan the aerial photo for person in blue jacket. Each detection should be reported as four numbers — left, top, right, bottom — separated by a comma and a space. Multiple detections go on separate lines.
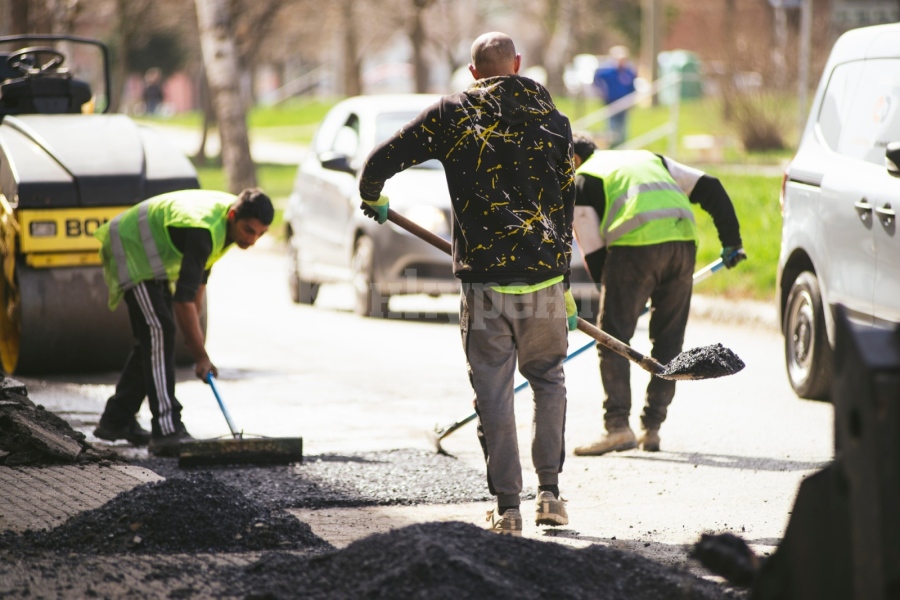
593, 46, 637, 147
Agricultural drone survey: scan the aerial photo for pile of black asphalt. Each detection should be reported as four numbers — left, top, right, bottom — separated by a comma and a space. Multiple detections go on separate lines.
662, 343, 746, 380
220, 521, 745, 600
0, 472, 331, 555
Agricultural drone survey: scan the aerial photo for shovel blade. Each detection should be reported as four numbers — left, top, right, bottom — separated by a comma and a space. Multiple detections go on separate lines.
660, 343, 746, 380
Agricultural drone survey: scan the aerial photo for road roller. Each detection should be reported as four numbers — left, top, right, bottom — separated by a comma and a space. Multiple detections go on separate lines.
0, 34, 201, 374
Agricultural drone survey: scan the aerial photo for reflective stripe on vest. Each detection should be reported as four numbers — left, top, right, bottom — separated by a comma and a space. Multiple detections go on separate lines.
108, 215, 131, 288
576, 149, 697, 248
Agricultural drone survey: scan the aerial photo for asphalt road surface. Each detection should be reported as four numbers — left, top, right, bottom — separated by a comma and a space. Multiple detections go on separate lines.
19, 238, 833, 569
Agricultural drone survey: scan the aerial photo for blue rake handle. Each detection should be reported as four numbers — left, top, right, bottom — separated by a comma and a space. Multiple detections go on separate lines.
207, 372, 240, 439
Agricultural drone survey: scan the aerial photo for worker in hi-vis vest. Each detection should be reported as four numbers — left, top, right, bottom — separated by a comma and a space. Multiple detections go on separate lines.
92, 188, 273, 457
569, 134, 746, 456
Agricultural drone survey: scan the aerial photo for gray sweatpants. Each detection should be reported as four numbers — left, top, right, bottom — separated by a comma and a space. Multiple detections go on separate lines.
460, 282, 569, 508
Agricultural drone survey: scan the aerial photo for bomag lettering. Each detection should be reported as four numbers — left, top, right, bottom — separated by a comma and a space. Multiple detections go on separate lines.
19, 207, 130, 253
66, 217, 108, 237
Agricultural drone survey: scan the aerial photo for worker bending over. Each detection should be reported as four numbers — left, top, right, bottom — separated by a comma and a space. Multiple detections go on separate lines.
92, 188, 272, 457
570, 134, 745, 456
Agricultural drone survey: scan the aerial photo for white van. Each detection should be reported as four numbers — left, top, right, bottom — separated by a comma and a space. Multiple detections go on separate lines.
778, 23, 900, 400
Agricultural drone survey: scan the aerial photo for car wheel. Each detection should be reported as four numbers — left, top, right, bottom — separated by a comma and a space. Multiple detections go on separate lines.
783, 271, 833, 400
287, 235, 319, 305
352, 235, 388, 317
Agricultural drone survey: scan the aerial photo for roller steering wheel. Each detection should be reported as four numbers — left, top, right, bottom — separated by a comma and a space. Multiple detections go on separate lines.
6, 47, 65, 75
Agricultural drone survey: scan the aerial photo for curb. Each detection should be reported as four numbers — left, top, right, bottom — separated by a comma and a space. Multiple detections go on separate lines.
690, 294, 779, 332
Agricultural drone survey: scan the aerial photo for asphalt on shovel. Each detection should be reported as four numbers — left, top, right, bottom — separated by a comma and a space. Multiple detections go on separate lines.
427, 255, 732, 454
382, 209, 745, 445
177, 373, 304, 468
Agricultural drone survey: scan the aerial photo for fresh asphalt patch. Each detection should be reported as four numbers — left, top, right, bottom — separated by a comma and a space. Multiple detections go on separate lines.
0, 448, 746, 598
134, 448, 499, 508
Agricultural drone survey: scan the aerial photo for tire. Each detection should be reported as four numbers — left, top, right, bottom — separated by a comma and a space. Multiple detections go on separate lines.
286, 235, 319, 305
352, 236, 388, 318
783, 271, 833, 400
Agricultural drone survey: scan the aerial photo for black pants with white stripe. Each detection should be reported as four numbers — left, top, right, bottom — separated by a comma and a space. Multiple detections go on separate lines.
100, 280, 183, 438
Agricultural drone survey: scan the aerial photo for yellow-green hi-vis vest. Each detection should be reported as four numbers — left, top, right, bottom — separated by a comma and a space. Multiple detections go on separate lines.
576, 149, 697, 248
94, 190, 235, 310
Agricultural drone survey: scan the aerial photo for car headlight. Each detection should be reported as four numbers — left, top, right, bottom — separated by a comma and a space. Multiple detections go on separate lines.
398, 205, 449, 237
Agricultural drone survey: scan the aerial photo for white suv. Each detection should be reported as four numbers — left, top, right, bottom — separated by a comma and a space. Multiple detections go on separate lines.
778, 22, 900, 400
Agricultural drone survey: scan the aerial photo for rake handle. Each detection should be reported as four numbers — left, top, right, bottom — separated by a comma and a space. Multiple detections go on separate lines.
207, 372, 240, 438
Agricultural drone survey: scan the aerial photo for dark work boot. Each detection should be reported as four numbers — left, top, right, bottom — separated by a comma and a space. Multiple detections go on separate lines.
148, 426, 195, 457
639, 428, 661, 452
93, 417, 151, 446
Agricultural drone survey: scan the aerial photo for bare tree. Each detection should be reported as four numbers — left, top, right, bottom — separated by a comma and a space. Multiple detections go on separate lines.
408, 0, 435, 93
195, 0, 256, 193
425, 0, 484, 79
340, 0, 363, 96
10, 0, 28, 33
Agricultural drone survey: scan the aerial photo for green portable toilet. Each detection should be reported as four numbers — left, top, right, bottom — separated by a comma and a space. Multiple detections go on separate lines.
658, 50, 704, 105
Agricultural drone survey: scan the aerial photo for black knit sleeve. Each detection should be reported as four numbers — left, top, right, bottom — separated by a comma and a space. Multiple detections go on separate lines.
171, 227, 212, 302
689, 175, 743, 248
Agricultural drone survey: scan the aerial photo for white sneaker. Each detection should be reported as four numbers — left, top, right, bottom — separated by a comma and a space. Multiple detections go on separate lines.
485, 507, 522, 536
535, 490, 568, 526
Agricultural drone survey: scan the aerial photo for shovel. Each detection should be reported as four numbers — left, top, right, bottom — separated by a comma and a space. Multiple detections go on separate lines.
386, 207, 744, 381
426, 254, 733, 454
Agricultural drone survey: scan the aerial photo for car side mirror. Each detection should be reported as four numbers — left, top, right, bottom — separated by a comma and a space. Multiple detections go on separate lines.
319, 151, 356, 175
886, 142, 900, 178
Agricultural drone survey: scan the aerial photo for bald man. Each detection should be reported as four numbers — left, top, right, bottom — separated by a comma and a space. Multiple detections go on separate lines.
358, 32, 576, 536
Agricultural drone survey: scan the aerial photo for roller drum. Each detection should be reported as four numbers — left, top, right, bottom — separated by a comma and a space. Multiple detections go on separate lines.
10, 265, 204, 375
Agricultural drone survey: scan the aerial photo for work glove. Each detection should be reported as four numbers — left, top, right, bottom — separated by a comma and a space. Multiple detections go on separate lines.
721, 246, 747, 269
564, 289, 578, 331
360, 194, 389, 225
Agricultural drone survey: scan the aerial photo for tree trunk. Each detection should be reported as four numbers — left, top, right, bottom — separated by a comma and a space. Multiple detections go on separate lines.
543, 0, 575, 97
341, 0, 362, 96
194, 64, 213, 166
722, 0, 736, 121
410, 0, 433, 93
10, 0, 28, 34
195, 0, 256, 193
109, 0, 130, 114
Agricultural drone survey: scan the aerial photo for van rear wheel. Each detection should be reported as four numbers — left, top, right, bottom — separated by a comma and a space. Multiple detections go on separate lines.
784, 271, 833, 400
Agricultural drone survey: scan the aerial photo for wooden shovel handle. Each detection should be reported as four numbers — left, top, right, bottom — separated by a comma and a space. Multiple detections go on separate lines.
576, 318, 666, 377
386, 208, 667, 378
387, 208, 451, 255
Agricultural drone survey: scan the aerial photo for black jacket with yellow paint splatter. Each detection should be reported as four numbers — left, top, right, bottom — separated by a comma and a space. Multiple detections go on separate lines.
359, 75, 575, 286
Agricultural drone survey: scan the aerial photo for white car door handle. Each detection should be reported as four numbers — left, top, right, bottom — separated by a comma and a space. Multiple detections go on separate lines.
875, 203, 895, 226
854, 198, 873, 222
